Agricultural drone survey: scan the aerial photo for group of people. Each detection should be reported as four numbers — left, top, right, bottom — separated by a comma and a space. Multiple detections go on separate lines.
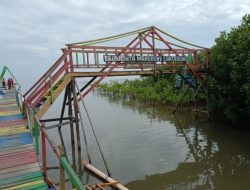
1, 78, 14, 89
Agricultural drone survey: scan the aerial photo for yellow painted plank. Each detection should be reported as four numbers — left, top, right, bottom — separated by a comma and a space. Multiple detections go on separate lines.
0, 110, 21, 116
0, 125, 27, 136
0, 104, 17, 108
2, 180, 45, 190
37, 74, 71, 119
0, 98, 16, 102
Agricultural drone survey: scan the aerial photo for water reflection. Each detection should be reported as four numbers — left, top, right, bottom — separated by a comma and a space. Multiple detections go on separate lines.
96, 92, 250, 190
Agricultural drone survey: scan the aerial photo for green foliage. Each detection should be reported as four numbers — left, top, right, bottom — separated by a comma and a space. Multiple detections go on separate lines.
98, 76, 193, 105
198, 51, 207, 68
210, 14, 250, 123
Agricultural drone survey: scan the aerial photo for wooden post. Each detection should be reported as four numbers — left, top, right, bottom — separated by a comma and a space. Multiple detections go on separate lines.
68, 83, 77, 172
71, 80, 83, 179
69, 49, 74, 72
49, 75, 54, 104
82, 49, 86, 65
94, 48, 97, 66
96, 52, 99, 67
139, 34, 143, 71
58, 87, 68, 160
194, 50, 198, 65
151, 28, 157, 75
76, 51, 79, 66
41, 123, 47, 178
59, 145, 66, 190
82, 160, 128, 190
60, 156, 86, 190
34, 114, 40, 155
194, 78, 198, 118
173, 75, 195, 113
63, 49, 69, 74
206, 87, 210, 120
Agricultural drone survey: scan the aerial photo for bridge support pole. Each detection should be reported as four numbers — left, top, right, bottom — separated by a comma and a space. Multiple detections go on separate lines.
193, 79, 210, 119
194, 77, 198, 118
67, 83, 77, 172
71, 79, 83, 180
58, 87, 68, 160
34, 114, 40, 155
59, 146, 66, 190
173, 75, 195, 113
41, 123, 47, 178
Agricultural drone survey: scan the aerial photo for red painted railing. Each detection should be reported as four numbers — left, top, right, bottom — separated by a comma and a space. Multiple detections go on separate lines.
24, 27, 211, 113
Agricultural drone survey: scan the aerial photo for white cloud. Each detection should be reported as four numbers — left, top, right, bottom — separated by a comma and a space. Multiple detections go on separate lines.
0, 0, 249, 82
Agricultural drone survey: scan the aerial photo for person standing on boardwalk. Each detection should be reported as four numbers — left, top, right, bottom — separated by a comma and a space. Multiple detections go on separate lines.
10, 78, 14, 88
7, 78, 12, 89
2, 78, 6, 89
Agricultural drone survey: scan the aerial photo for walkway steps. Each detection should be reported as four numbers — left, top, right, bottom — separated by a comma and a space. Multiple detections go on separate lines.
36, 74, 71, 118
0, 87, 48, 189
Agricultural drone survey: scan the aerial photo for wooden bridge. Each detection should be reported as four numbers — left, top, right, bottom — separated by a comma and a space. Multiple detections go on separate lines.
0, 26, 211, 189
23, 26, 210, 119
0, 87, 48, 189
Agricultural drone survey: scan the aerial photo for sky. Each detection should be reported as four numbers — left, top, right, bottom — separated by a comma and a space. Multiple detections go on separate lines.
0, 0, 249, 85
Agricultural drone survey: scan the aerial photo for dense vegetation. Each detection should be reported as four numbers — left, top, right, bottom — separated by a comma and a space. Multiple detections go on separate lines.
98, 76, 193, 105
98, 14, 250, 124
210, 14, 250, 124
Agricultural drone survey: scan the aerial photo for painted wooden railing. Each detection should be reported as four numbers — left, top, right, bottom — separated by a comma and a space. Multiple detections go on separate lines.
26, 104, 86, 190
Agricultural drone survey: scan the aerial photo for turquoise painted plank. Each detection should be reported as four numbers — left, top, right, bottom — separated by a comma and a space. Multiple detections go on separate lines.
0, 133, 33, 149
0, 114, 24, 121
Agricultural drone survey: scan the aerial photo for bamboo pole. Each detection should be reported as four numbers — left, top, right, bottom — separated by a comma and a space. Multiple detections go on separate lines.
82, 160, 129, 190
72, 80, 83, 179
75, 82, 111, 176
41, 123, 47, 178
58, 87, 68, 160
34, 114, 40, 155
59, 146, 66, 190
60, 157, 86, 190
68, 83, 77, 171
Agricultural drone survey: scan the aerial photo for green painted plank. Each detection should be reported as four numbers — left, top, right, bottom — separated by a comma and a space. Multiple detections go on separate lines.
32, 187, 48, 190
60, 156, 86, 190
0, 171, 43, 187
0, 177, 44, 189
0, 165, 41, 180
0, 144, 33, 154
18, 182, 48, 190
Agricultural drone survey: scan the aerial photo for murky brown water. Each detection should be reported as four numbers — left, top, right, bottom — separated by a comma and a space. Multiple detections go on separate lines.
43, 89, 250, 190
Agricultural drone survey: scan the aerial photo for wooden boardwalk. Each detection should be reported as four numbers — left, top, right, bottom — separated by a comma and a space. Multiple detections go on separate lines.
0, 87, 48, 189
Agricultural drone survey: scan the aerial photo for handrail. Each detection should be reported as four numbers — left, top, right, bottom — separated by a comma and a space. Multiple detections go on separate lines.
15, 87, 24, 113
24, 49, 71, 99
60, 156, 86, 190
0, 65, 21, 87
155, 26, 210, 50
82, 160, 128, 190
0, 65, 21, 91
24, 50, 72, 111
1, 65, 24, 111
66, 26, 152, 46
26, 103, 86, 189
27, 104, 59, 156
29, 61, 70, 108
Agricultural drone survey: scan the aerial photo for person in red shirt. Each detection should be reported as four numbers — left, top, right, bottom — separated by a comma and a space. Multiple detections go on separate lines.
7, 78, 11, 89
10, 78, 14, 87
2, 78, 6, 89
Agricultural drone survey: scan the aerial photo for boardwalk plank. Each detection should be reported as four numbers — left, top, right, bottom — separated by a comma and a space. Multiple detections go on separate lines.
0, 88, 48, 189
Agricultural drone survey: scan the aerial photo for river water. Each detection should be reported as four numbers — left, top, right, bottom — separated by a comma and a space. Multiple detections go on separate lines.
40, 86, 250, 190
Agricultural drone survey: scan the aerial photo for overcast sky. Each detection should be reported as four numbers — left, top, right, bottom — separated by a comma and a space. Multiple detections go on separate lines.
0, 0, 249, 84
